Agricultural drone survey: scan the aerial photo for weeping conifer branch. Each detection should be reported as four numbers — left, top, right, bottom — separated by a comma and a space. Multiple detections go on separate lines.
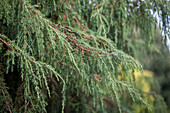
0, 0, 169, 112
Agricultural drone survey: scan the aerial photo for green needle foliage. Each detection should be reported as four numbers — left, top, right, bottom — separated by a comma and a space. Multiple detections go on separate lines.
0, 0, 169, 113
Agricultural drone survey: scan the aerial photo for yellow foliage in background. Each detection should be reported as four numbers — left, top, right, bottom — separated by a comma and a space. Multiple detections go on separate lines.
133, 70, 155, 113
134, 70, 154, 93
118, 68, 156, 113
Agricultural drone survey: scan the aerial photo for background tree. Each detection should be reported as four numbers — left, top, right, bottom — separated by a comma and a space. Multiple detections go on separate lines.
122, 26, 170, 113
133, 27, 170, 113
0, 0, 169, 113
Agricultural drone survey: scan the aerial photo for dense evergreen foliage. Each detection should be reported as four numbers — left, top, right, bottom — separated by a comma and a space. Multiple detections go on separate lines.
0, 0, 169, 112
